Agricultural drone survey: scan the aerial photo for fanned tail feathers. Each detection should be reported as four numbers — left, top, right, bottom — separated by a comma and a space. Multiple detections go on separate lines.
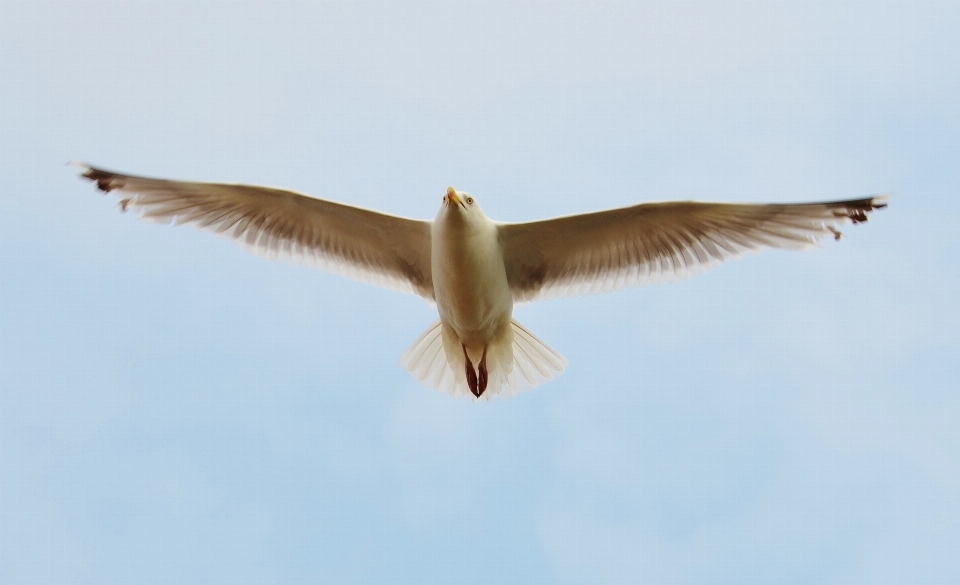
398, 319, 460, 395
400, 319, 568, 401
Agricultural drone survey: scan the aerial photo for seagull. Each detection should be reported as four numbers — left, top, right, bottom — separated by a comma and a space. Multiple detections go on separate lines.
77, 164, 887, 400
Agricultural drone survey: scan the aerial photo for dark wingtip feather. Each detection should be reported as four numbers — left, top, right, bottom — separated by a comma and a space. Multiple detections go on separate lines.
73, 162, 124, 193
832, 195, 889, 225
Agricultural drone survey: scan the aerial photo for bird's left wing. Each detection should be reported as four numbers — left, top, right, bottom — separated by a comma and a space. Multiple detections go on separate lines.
500, 196, 887, 302
79, 164, 434, 300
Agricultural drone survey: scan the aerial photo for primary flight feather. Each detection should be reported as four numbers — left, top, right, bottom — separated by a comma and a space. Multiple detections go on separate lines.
78, 164, 886, 400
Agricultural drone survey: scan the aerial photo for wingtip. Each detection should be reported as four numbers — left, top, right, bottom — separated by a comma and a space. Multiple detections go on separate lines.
836, 194, 889, 226
73, 162, 119, 192
870, 194, 891, 209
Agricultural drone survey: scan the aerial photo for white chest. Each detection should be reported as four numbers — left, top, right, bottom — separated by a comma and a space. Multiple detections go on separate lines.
431, 219, 512, 343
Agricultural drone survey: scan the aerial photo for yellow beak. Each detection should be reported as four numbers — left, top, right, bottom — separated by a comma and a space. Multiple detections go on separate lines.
446, 186, 463, 207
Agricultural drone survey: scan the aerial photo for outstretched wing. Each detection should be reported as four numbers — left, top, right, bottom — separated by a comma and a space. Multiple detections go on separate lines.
78, 164, 434, 300
500, 196, 887, 302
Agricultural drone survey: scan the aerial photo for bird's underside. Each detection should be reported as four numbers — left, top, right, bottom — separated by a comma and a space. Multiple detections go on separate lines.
77, 163, 887, 400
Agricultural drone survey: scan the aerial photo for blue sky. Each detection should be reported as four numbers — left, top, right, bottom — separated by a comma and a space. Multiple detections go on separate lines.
1, 1, 958, 583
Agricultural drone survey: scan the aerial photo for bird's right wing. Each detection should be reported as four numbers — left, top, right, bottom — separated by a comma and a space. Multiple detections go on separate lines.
500, 196, 887, 302
79, 164, 434, 300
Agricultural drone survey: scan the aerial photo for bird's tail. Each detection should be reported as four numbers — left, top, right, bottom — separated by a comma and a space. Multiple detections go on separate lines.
400, 318, 568, 401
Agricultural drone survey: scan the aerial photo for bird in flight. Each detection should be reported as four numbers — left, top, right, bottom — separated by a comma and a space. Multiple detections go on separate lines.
78, 164, 886, 400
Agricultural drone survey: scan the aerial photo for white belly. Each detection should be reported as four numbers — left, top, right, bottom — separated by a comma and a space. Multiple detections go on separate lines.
432, 221, 513, 351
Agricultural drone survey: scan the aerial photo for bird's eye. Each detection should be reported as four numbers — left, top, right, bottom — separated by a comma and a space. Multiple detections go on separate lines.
466, 197, 474, 205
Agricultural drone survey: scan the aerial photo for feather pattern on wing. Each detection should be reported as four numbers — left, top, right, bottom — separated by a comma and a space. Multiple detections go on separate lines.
78, 164, 434, 299
500, 197, 887, 302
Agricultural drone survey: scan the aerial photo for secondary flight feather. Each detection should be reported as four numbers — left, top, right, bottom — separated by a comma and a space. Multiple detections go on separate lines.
78, 163, 887, 400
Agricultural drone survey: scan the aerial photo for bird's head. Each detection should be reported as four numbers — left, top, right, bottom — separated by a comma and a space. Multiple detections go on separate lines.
438, 186, 486, 225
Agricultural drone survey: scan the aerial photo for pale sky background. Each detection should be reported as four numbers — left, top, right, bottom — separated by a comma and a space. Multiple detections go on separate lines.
1, 1, 958, 583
